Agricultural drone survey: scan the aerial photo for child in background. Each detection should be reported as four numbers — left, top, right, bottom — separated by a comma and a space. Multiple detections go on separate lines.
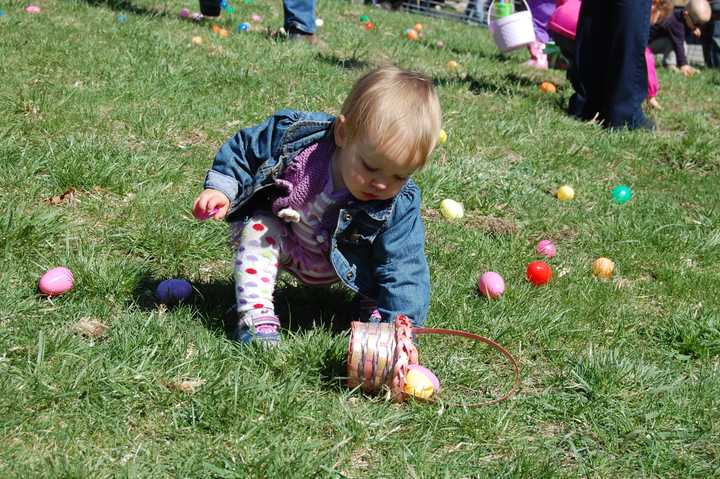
192, 66, 442, 345
526, 0, 557, 69
648, 0, 713, 76
646, 0, 675, 109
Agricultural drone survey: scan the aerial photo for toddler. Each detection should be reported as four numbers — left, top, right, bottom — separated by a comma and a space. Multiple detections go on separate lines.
648, 0, 712, 76
193, 66, 442, 345
526, 0, 557, 70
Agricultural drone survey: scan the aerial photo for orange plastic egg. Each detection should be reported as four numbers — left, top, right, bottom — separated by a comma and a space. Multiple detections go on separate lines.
539, 81, 557, 93
406, 29, 418, 40
592, 257, 615, 279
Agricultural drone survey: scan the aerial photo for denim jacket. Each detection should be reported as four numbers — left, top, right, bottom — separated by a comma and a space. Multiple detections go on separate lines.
204, 109, 430, 327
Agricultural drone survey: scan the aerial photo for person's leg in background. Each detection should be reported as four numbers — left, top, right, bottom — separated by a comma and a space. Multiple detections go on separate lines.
527, 1, 556, 69
284, 0, 317, 38
701, 2, 720, 68
646, 47, 662, 109
603, 0, 652, 129
573, 0, 653, 130
571, 0, 603, 120
550, 31, 583, 115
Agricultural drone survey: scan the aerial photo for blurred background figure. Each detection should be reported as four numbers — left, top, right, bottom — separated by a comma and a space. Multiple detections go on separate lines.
525, 1, 557, 69
648, 0, 712, 75
571, 0, 654, 130
701, 0, 720, 66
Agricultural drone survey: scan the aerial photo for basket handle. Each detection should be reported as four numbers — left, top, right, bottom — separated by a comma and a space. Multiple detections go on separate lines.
487, 0, 532, 25
412, 327, 521, 407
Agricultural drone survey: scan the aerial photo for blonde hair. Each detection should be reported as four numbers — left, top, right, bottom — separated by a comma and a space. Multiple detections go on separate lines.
340, 65, 442, 170
686, 0, 711, 24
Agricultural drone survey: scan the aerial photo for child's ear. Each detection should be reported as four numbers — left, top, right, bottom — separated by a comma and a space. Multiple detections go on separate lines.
334, 114, 348, 148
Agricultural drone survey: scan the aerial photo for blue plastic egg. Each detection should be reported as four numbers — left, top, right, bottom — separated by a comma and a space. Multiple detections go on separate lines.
237, 22, 250, 31
155, 279, 193, 305
116, 13, 128, 23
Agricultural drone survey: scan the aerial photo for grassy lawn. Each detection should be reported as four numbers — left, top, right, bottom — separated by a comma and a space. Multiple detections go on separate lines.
2, 0, 720, 476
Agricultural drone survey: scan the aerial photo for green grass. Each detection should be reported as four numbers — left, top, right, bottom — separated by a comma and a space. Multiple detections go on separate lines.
1, 0, 720, 476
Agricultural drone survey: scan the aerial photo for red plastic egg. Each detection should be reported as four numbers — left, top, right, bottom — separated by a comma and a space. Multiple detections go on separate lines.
526, 261, 552, 286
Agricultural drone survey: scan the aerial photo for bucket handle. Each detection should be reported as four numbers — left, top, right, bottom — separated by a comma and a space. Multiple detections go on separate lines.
487, 0, 532, 26
412, 327, 521, 407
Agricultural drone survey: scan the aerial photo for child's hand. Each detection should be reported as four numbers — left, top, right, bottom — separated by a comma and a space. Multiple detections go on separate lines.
647, 96, 662, 110
679, 65, 698, 77
193, 189, 230, 220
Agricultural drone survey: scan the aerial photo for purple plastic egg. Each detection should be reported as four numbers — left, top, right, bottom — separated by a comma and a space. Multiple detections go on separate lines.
478, 271, 505, 299
38, 267, 74, 296
156, 279, 193, 305
536, 239, 557, 258
179, 7, 190, 17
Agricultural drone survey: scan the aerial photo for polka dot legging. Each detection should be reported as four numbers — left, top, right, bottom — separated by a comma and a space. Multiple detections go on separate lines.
230, 214, 285, 318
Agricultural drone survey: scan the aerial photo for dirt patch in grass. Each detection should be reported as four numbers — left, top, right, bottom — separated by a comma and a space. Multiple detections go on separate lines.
423, 208, 518, 236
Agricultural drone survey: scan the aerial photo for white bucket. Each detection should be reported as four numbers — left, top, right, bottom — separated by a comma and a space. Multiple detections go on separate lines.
488, 1, 536, 53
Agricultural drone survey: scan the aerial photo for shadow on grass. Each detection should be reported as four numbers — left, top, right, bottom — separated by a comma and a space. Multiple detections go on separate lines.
131, 272, 358, 339
434, 71, 538, 96
315, 52, 370, 70
424, 40, 511, 62
80, 0, 169, 17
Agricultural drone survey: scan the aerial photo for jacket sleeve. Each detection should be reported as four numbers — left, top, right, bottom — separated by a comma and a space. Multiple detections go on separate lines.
666, 16, 689, 66
203, 109, 301, 202
371, 183, 430, 327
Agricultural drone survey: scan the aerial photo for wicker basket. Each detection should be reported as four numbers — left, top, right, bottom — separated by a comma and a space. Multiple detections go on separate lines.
347, 315, 521, 406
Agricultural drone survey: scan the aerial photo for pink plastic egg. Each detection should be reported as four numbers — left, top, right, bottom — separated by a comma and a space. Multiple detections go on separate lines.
536, 239, 556, 258
38, 267, 74, 296
478, 271, 505, 299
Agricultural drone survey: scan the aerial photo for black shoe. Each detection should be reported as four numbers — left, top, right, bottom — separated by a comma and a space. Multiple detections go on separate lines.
287, 28, 326, 47
199, 0, 220, 17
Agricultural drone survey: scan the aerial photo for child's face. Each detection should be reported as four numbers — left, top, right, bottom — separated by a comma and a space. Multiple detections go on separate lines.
333, 120, 418, 202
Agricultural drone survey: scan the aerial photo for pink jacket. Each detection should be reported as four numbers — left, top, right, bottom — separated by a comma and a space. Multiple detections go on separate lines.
548, 0, 581, 39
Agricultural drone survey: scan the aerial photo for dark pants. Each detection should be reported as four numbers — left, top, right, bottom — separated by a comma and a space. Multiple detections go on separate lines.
702, 20, 720, 68
570, 0, 652, 129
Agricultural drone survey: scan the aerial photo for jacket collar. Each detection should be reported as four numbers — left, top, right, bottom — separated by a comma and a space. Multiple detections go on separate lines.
348, 180, 417, 222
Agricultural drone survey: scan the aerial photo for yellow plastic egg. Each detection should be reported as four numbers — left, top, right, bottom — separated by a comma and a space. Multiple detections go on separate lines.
191, 36, 203, 45
592, 257, 615, 279
403, 365, 440, 400
447, 60, 459, 72
438, 129, 447, 145
556, 185, 575, 201
440, 199, 463, 220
